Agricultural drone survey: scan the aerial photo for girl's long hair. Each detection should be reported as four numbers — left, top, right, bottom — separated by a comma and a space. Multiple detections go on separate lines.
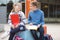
11, 3, 21, 12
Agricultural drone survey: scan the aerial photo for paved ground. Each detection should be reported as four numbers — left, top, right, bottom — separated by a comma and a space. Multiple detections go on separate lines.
46, 23, 60, 40
0, 23, 60, 40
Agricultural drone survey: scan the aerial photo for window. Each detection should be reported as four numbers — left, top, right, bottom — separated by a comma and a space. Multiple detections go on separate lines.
37, 0, 48, 3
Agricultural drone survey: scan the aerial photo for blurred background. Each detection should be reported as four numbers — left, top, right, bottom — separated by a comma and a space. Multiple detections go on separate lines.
0, 0, 60, 23
0, 0, 60, 40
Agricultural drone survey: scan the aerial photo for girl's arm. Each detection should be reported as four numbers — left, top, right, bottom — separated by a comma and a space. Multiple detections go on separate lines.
19, 11, 27, 25
8, 13, 15, 29
8, 13, 12, 26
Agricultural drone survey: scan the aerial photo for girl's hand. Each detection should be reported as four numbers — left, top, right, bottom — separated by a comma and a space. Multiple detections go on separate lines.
15, 23, 20, 28
15, 25, 19, 28
11, 25, 15, 29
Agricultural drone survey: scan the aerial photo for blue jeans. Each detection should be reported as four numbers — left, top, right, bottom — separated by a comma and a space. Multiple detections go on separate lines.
30, 25, 44, 40
9, 25, 25, 40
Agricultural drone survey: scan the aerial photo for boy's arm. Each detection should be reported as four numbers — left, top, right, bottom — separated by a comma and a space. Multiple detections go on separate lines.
28, 13, 31, 24
38, 12, 45, 27
40, 12, 45, 26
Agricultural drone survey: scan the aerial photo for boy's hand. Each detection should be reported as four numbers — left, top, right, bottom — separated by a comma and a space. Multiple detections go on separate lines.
37, 24, 41, 28
30, 23, 33, 26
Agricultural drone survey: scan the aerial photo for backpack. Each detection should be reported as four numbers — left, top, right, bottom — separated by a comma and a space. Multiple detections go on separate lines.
14, 35, 23, 40
44, 34, 53, 40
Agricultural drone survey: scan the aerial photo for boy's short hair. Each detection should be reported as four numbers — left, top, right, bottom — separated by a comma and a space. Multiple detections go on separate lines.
31, 2, 40, 8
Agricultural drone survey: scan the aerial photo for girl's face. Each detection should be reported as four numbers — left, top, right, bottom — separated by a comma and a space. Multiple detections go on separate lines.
14, 4, 21, 12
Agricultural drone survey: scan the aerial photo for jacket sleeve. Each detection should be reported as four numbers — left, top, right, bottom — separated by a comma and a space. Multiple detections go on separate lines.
8, 13, 12, 26
40, 11, 45, 26
28, 12, 32, 24
19, 11, 27, 25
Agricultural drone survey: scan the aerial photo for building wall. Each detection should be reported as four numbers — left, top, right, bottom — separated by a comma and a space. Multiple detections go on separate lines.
37, 0, 60, 23
0, 6, 7, 24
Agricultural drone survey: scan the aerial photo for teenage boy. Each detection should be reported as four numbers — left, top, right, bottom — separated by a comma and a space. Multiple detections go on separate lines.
28, 2, 45, 40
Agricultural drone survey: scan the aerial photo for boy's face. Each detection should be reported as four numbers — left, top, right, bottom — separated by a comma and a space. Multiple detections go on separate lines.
30, 4, 37, 11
